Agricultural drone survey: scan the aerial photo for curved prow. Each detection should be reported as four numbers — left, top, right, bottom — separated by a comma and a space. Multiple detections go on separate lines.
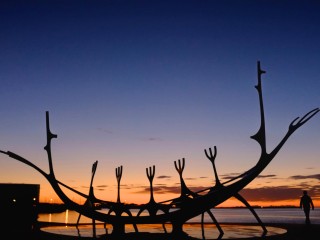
240, 61, 319, 185
44, 111, 58, 177
268, 107, 319, 162
250, 61, 267, 156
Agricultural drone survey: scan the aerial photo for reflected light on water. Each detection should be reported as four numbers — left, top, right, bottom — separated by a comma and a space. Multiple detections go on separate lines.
39, 208, 320, 225
65, 209, 69, 225
38, 208, 319, 239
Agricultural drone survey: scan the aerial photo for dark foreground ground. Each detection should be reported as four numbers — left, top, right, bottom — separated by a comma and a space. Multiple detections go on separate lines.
9, 224, 320, 240
21, 222, 319, 240
247, 223, 320, 240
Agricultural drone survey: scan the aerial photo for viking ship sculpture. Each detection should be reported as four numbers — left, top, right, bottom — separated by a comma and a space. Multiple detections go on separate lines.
1, 61, 319, 239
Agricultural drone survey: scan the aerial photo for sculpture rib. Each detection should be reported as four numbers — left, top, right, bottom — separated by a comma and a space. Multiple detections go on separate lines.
0, 61, 318, 236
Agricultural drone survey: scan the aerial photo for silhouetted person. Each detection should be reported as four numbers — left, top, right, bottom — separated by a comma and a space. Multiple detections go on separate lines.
300, 190, 314, 224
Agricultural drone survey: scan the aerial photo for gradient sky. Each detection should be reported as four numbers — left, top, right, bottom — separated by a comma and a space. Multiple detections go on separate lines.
0, 0, 319, 207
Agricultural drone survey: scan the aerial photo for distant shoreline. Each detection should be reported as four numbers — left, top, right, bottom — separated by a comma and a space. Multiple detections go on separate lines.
37, 202, 301, 214
37, 203, 67, 213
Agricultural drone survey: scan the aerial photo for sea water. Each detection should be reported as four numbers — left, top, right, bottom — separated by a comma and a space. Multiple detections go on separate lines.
38, 207, 320, 225
38, 208, 320, 239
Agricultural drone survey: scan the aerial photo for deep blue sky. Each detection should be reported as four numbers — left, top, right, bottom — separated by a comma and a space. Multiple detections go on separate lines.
0, 0, 319, 205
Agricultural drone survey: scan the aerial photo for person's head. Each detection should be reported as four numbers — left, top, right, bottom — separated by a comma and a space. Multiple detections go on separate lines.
303, 190, 308, 195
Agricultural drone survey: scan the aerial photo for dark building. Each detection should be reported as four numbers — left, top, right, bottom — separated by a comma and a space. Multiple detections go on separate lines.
0, 183, 40, 235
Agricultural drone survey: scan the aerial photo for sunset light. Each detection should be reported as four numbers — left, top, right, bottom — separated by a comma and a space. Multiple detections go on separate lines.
0, 1, 320, 239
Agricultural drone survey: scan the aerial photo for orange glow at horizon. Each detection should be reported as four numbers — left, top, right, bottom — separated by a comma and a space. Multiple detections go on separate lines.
38, 188, 320, 209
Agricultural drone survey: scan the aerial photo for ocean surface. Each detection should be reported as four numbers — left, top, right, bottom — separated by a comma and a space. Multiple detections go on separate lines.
38, 208, 320, 239
38, 207, 320, 225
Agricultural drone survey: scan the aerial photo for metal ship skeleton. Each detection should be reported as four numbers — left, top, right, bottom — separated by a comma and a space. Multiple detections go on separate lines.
1, 62, 318, 238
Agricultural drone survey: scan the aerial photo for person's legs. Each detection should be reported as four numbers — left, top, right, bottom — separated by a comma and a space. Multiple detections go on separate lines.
304, 208, 311, 224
